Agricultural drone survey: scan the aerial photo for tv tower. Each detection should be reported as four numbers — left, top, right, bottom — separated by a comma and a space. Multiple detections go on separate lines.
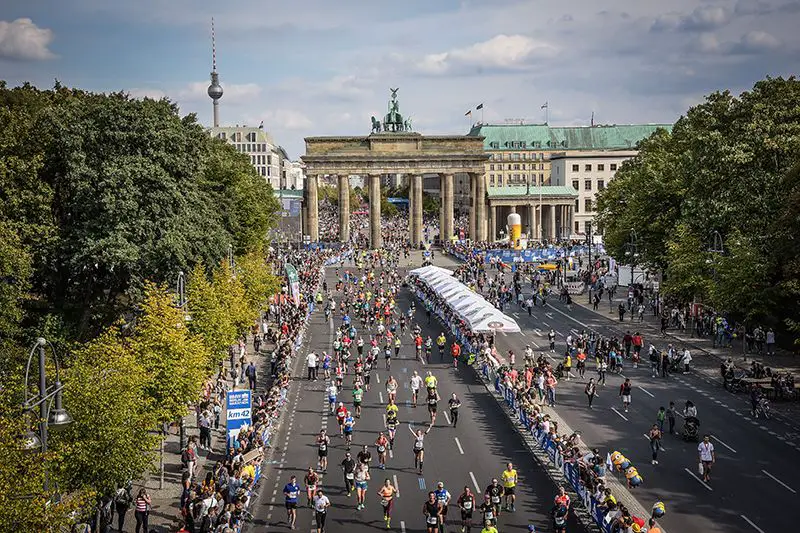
207, 17, 223, 127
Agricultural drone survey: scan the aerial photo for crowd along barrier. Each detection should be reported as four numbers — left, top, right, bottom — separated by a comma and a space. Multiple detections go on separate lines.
483, 364, 624, 533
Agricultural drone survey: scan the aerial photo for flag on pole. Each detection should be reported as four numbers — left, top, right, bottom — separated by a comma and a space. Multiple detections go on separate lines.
476, 103, 484, 110
541, 102, 548, 109
591, 112, 594, 127
606, 452, 614, 472
465, 110, 472, 117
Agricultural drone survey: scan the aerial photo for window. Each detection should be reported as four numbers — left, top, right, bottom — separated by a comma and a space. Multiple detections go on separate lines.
539, 173, 544, 183
572, 164, 579, 172
513, 164, 520, 170
575, 199, 579, 213
267, 166, 272, 176
490, 174, 495, 186
610, 163, 617, 171
522, 164, 527, 170
268, 155, 272, 165
575, 221, 580, 232
584, 180, 592, 191
490, 164, 495, 171
508, 164, 513, 170
598, 180, 605, 190
585, 164, 592, 171
597, 164, 605, 171
521, 153, 527, 160
498, 175, 504, 186
512, 153, 520, 161
539, 153, 545, 160
584, 198, 593, 211
218, 132, 226, 140
584, 221, 592, 233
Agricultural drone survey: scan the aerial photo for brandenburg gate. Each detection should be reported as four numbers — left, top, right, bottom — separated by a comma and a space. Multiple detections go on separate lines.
301, 89, 489, 248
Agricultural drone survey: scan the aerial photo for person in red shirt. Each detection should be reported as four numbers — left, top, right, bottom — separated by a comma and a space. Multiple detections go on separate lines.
632, 332, 643, 368
554, 486, 571, 510
623, 331, 633, 358
450, 342, 461, 365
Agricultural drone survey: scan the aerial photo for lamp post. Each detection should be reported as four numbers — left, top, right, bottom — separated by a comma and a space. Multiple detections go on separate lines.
227, 243, 235, 273
586, 221, 593, 304
22, 338, 73, 492
624, 229, 639, 290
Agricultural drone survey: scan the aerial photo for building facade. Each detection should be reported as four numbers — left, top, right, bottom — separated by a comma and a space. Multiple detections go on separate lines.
549, 151, 638, 235
209, 125, 292, 190
468, 123, 671, 188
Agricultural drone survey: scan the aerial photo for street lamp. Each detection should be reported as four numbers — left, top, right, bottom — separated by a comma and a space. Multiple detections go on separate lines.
22, 338, 73, 492
624, 229, 639, 286
227, 243, 235, 272
176, 270, 187, 308
586, 221, 593, 303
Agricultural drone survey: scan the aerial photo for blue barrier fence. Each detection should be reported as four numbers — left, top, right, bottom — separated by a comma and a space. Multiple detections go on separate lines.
484, 364, 619, 532
448, 245, 606, 264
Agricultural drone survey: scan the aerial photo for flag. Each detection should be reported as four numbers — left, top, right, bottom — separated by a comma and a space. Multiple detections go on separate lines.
541, 102, 548, 109
606, 452, 613, 471
465, 110, 472, 117
476, 103, 484, 110
591, 112, 594, 127
259, 120, 264, 129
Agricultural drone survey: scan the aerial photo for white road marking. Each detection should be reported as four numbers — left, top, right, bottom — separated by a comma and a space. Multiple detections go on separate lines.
379, 392, 384, 404
762, 470, 796, 493
637, 386, 654, 398
684, 468, 713, 491
520, 331, 527, 336
393, 474, 400, 497
454, 436, 465, 454
376, 373, 380, 384
545, 312, 554, 319
740, 515, 765, 533
556, 331, 564, 337
534, 328, 543, 336
469, 471, 481, 492
443, 411, 451, 425
543, 322, 550, 327
512, 312, 520, 318
712, 435, 737, 454
611, 407, 629, 421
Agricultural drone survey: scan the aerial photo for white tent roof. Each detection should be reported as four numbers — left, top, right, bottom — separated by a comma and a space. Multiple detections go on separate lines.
410, 266, 520, 334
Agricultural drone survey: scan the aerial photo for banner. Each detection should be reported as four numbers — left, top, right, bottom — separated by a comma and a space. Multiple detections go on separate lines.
285, 263, 300, 305
226, 389, 252, 447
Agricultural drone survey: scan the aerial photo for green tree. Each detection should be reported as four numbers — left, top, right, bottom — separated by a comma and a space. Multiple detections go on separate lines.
130, 283, 209, 423
238, 252, 281, 311
0, 220, 32, 340
186, 264, 235, 364
52, 327, 159, 494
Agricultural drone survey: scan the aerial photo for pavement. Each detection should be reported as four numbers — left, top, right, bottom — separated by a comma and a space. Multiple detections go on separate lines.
433, 254, 798, 533
245, 257, 588, 533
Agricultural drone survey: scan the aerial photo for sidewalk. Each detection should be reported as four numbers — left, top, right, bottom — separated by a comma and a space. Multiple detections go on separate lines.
135, 332, 272, 533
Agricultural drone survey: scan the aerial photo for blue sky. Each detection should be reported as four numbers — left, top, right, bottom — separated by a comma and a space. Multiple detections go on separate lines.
1, 0, 797, 158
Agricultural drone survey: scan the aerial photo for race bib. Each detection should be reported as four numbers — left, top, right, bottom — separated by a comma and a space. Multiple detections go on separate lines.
377, 446, 386, 453
414, 441, 423, 449
491, 496, 500, 503
486, 511, 494, 520
427, 516, 438, 525
381, 499, 390, 507
345, 472, 354, 480
289, 491, 298, 499
463, 501, 472, 510
319, 444, 327, 451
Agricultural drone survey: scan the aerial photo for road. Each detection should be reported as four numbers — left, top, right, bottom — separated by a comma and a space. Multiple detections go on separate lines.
248, 263, 588, 533
434, 254, 798, 533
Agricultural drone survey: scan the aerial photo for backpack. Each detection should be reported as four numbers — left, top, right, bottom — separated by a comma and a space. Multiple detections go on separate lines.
114, 488, 130, 506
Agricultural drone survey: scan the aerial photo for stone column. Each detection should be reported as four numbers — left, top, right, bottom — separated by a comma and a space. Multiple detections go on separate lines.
438, 174, 446, 244
369, 174, 382, 249
338, 174, 350, 242
443, 173, 454, 243
476, 173, 487, 241
488, 204, 496, 242
306, 174, 319, 242
412, 174, 423, 247
529, 205, 535, 239
549, 204, 556, 240
469, 174, 476, 241
407, 174, 415, 243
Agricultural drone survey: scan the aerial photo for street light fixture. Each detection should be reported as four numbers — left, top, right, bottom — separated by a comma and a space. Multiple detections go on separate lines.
624, 229, 639, 286
22, 338, 73, 491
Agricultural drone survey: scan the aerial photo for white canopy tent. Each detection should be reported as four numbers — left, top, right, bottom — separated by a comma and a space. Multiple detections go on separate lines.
409, 265, 521, 334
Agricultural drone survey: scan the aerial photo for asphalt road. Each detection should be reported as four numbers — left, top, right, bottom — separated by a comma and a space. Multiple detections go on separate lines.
248, 263, 588, 533
433, 255, 798, 533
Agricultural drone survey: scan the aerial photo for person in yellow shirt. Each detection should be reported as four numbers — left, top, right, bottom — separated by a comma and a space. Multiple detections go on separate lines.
501, 462, 518, 512
481, 520, 499, 533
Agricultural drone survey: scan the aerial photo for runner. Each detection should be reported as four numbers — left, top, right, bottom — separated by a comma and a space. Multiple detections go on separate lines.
423, 491, 443, 533
283, 475, 300, 530
619, 377, 633, 413
378, 478, 399, 529
343, 411, 356, 449
326, 382, 338, 415
357, 444, 372, 470
448, 393, 462, 428
698, 434, 716, 483
386, 375, 399, 403
424, 371, 438, 396
341, 452, 357, 496
481, 520, 499, 533
457, 486, 476, 533
450, 341, 461, 366
409, 423, 433, 474
313, 488, 330, 533
648, 424, 662, 465
548, 329, 556, 352
410, 370, 423, 407
427, 387, 440, 425
304, 467, 319, 507
335, 402, 348, 436
352, 381, 364, 418
501, 462, 518, 512
354, 462, 370, 510
434, 481, 452, 533
484, 479, 504, 519
317, 430, 330, 472
385, 400, 399, 449
584, 378, 598, 409
376, 432, 390, 469
478, 494, 496, 526
437, 333, 447, 358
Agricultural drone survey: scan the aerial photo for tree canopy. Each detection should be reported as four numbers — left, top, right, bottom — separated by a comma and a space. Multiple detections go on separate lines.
596, 76, 800, 332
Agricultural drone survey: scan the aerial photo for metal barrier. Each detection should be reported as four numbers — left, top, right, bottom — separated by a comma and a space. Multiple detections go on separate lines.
482, 364, 635, 533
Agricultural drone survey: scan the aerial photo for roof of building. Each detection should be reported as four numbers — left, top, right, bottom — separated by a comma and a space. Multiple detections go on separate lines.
275, 189, 303, 199
209, 125, 276, 145
468, 123, 673, 151
549, 150, 639, 160
487, 185, 578, 199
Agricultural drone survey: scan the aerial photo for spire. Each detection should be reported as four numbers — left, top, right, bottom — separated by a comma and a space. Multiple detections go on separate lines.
207, 17, 223, 127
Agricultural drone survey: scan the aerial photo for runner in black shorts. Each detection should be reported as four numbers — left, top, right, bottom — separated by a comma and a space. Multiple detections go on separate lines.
427, 390, 439, 425
457, 486, 476, 533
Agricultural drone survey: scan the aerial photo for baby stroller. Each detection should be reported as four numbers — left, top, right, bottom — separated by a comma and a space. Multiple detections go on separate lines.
682, 416, 700, 441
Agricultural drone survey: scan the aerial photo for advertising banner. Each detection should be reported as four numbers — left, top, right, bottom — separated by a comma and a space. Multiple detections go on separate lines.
226, 389, 252, 447
285, 263, 300, 305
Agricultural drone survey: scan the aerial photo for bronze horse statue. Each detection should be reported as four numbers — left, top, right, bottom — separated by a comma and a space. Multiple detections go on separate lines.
371, 116, 382, 133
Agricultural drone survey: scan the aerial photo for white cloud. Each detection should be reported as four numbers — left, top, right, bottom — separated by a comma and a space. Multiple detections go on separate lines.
652, 6, 732, 32
0, 18, 55, 61
262, 109, 313, 130
733, 30, 781, 53
415, 34, 558, 75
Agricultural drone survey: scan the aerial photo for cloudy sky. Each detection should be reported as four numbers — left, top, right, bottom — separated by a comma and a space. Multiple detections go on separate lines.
1, 0, 797, 158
